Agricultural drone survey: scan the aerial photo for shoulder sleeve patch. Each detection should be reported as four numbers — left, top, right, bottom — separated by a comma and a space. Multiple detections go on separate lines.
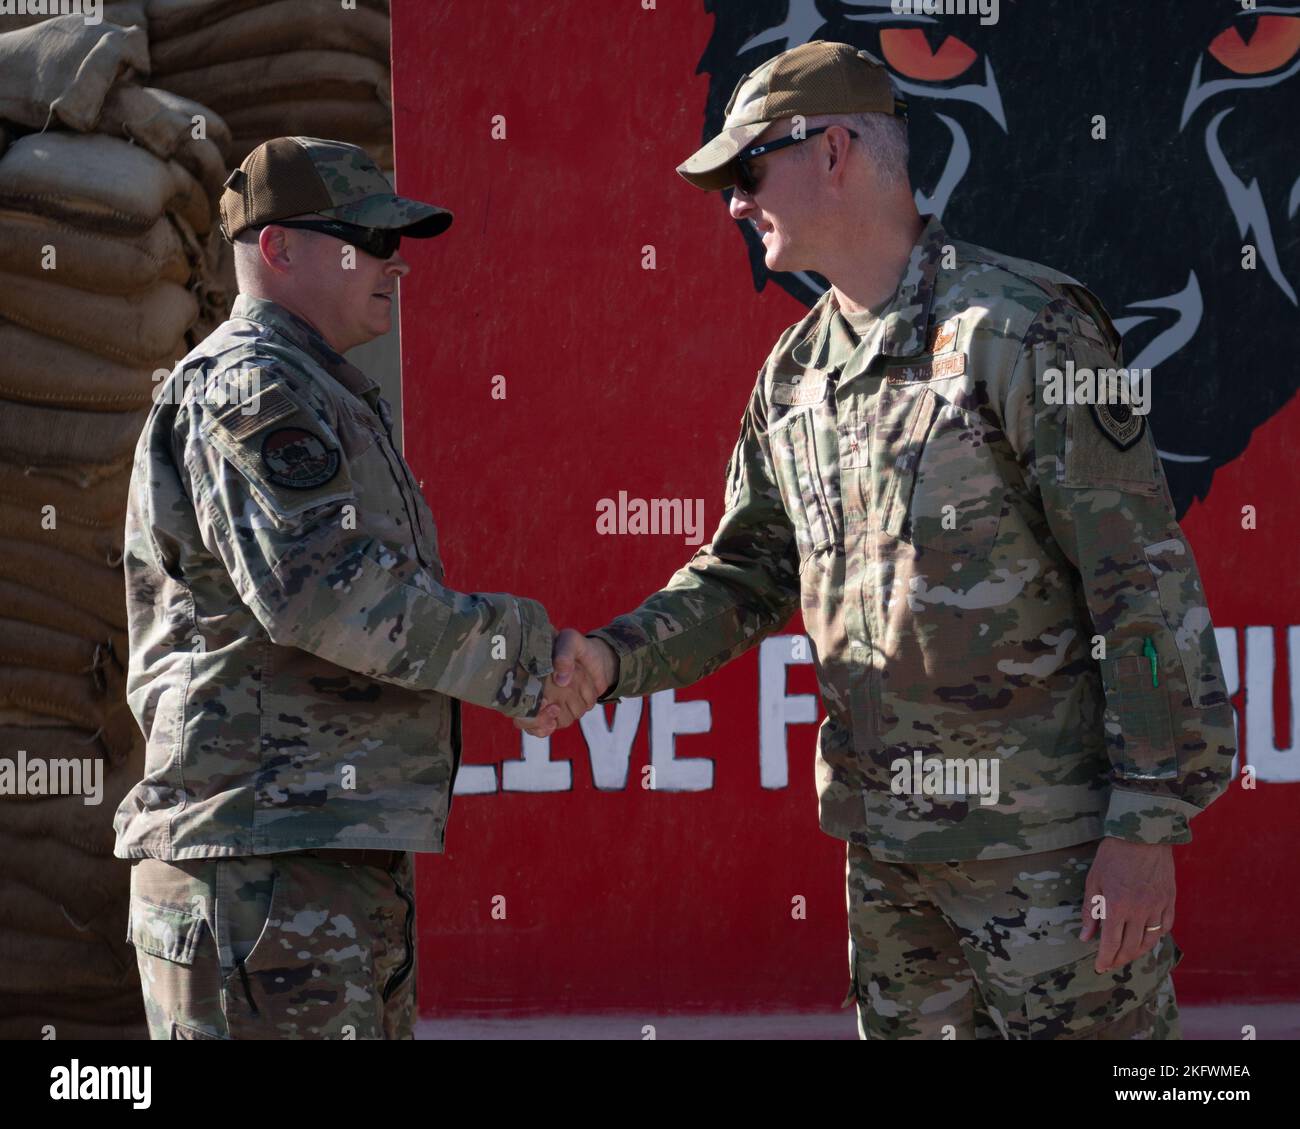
196, 372, 353, 520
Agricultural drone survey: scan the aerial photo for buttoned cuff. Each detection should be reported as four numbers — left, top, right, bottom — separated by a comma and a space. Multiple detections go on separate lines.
511, 598, 555, 718
586, 628, 640, 702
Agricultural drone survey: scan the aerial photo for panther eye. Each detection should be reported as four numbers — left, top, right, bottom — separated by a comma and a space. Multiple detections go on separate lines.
1208, 14, 1300, 74
880, 27, 977, 81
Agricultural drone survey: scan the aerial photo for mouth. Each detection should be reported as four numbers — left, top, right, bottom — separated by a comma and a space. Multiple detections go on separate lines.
372, 291, 393, 304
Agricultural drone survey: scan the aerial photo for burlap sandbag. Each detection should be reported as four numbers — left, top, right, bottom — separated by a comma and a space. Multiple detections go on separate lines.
0, 722, 108, 763
0, 270, 195, 367
222, 99, 390, 149
0, 579, 126, 660
0, 458, 131, 525
0, 15, 149, 132
97, 86, 231, 203
0, 540, 127, 630
0, 618, 124, 686
0, 399, 148, 466
0, 666, 137, 761
0, 208, 188, 294
0, 0, 147, 33
0, 752, 132, 852
0, 498, 125, 567
151, 0, 389, 74
161, 50, 391, 114
147, 0, 387, 40
0, 320, 162, 410
0, 132, 211, 235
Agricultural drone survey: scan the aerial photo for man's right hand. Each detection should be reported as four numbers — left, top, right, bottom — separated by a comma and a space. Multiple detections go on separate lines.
517, 630, 618, 738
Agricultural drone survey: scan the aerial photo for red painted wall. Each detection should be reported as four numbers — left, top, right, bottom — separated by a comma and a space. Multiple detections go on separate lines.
390, 1, 1300, 1013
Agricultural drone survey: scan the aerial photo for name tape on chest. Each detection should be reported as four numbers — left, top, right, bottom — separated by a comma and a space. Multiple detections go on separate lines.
771, 372, 829, 407
886, 351, 967, 385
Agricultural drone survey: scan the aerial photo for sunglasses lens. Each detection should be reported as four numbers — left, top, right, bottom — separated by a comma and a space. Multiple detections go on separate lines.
734, 161, 755, 194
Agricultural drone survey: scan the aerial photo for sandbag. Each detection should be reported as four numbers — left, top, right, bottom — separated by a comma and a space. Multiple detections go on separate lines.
147, 0, 387, 40
0, 0, 147, 33
0, 579, 125, 660
0, 15, 149, 132
0, 458, 131, 524
0, 132, 212, 235
151, 0, 389, 74
0, 722, 108, 763
0, 618, 124, 686
0, 320, 163, 409
161, 50, 391, 115
0, 270, 196, 367
222, 99, 390, 148
0, 765, 132, 853
0, 208, 189, 293
0, 539, 127, 630
0, 665, 137, 761
0, 495, 125, 565
0, 398, 148, 466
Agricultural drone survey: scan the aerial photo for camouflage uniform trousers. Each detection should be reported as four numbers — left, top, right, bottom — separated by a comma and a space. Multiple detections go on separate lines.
127, 852, 418, 1040
846, 839, 1182, 1040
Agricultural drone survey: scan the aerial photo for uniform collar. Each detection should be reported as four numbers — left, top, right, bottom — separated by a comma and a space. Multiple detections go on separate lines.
802, 213, 949, 374
230, 294, 380, 401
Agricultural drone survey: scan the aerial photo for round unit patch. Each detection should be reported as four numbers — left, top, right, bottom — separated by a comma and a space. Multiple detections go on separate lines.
261, 427, 341, 489
1091, 402, 1145, 451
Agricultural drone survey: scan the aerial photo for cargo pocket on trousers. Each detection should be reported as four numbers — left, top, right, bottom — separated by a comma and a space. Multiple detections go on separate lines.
993, 935, 1181, 1040
127, 893, 207, 965
1099, 649, 1178, 780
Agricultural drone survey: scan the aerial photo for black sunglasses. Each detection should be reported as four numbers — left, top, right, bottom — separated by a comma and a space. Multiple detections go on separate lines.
732, 126, 860, 195
260, 218, 401, 260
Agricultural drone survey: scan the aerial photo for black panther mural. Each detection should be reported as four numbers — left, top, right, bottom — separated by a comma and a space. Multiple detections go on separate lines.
698, 0, 1300, 516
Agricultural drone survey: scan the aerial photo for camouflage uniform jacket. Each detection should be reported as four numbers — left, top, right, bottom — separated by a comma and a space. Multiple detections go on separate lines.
592, 215, 1236, 862
114, 295, 554, 859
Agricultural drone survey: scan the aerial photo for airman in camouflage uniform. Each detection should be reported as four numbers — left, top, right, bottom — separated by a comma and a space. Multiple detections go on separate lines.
115, 137, 593, 1038
556, 43, 1236, 1039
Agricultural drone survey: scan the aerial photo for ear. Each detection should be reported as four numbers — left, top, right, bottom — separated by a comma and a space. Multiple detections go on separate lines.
824, 125, 856, 183
258, 226, 292, 273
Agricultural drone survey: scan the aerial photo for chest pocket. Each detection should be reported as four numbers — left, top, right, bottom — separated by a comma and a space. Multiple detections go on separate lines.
881, 385, 1005, 559
769, 402, 836, 568
337, 398, 440, 573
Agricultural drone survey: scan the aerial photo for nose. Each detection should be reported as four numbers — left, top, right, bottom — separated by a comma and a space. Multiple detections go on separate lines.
387, 251, 411, 278
728, 187, 755, 222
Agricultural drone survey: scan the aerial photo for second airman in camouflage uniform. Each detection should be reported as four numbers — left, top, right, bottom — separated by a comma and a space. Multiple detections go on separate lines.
569, 43, 1236, 1039
116, 137, 594, 1038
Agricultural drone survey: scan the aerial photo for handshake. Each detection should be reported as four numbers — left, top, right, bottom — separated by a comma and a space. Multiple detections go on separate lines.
515, 629, 620, 738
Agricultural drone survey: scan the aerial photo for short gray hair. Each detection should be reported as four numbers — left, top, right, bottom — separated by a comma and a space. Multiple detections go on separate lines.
803, 110, 910, 188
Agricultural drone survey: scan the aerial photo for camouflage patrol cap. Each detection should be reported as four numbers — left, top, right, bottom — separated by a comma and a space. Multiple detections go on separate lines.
677, 40, 906, 192
218, 136, 452, 241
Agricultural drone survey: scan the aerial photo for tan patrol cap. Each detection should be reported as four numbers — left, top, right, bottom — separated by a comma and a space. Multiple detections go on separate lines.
219, 136, 452, 241
677, 41, 906, 192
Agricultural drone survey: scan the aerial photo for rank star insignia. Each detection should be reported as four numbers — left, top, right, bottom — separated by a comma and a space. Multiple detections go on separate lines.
1092, 401, 1145, 450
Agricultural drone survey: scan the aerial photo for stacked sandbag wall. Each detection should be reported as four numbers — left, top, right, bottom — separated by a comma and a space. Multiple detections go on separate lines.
0, 0, 393, 1039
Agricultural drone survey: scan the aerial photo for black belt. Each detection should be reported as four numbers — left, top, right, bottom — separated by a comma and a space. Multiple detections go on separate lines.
291, 848, 406, 871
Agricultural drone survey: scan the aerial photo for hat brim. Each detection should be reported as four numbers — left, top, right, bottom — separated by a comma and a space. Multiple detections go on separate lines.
676, 120, 771, 191
322, 193, 453, 238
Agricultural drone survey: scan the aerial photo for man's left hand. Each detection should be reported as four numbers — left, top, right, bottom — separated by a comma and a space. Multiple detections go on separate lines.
1080, 837, 1175, 974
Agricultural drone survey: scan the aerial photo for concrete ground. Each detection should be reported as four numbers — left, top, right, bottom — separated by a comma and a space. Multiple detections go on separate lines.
417, 1003, 1300, 1040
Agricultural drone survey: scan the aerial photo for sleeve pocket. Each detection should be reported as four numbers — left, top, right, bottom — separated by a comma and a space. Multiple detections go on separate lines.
1099, 652, 1178, 781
